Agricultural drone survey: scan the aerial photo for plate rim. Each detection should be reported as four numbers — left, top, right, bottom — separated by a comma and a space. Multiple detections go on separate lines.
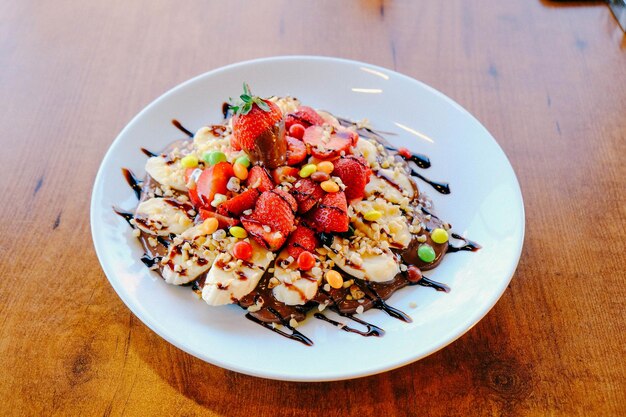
90, 55, 525, 381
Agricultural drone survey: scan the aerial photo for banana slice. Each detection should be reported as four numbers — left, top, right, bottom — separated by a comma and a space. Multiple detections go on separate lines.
327, 237, 399, 283
160, 224, 219, 285
202, 241, 273, 306
351, 199, 411, 248
271, 251, 322, 305
145, 156, 187, 191
354, 137, 379, 166
134, 198, 194, 236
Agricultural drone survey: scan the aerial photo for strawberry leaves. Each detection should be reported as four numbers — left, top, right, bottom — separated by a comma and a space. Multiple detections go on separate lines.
230, 83, 271, 115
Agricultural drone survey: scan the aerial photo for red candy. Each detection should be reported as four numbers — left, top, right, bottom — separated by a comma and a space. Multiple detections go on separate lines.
297, 251, 316, 271
233, 241, 253, 261
406, 265, 423, 283
397, 147, 412, 159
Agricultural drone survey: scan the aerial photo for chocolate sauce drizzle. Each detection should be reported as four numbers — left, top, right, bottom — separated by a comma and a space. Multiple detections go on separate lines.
448, 233, 482, 253
113, 207, 134, 227
121, 168, 143, 200
314, 312, 385, 337
245, 309, 313, 346
171, 119, 194, 138
141, 148, 158, 157
412, 275, 451, 292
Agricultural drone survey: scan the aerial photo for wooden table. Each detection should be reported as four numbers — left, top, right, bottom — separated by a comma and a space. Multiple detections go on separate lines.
1, 0, 624, 415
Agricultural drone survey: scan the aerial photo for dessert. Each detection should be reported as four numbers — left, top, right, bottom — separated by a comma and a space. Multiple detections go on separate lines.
116, 84, 480, 345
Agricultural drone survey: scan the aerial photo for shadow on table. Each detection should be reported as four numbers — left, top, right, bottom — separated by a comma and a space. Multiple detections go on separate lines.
133, 304, 534, 416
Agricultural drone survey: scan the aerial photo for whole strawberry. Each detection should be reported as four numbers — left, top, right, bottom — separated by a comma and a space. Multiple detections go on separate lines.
231, 84, 286, 168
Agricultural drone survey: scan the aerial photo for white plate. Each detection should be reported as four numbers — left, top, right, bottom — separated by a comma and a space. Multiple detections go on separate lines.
91, 56, 524, 381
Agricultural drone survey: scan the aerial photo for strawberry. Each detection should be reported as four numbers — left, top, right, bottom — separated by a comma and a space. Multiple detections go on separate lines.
271, 166, 299, 184
286, 136, 307, 165
285, 106, 325, 130
230, 84, 287, 168
285, 225, 318, 259
290, 178, 324, 213
246, 165, 274, 192
199, 209, 239, 229
190, 162, 234, 210
303, 125, 358, 160
241, 189, 297, 251
309, 191, 349, 233
332, 156, 371, 201
216, 188, 260, 217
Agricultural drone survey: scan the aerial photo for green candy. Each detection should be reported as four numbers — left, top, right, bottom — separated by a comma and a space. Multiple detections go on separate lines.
203, 151, 227, 166
417, 244, 436, 263
235, 155, 250, 168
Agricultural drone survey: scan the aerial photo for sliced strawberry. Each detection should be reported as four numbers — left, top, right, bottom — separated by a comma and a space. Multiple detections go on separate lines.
241, 190, 297, 250
193, 162, 234, 210
290, 178, 324, 214
240, 217, 286, 251
285, 225, 318, 259
285, 106, 325, 130
332, 156, 371, 201
310, 191, 349, 233
286, 136, 307, 165
199, 209, 239, 229
303, 125, 357, 160
271, 166, 299, 184
216, 188, 260, 217
246, 165, 274, 192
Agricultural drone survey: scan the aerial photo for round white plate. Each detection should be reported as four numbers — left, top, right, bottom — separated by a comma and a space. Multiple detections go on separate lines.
91, 56, 524, 381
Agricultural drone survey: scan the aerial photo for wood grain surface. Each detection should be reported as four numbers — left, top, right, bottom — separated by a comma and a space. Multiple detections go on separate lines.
1, 0, 625, 416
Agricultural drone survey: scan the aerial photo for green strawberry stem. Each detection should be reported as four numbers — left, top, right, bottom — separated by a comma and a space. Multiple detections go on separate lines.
230, 83, 271, 115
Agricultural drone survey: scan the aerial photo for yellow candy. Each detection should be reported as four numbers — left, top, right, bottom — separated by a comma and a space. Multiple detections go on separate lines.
431, 228, 449, 244
233, 162, 248, 180
325, 270, 343, 289
316, 161, 334, 174
299, 164, 317, 178
364, 210, 382, 221
199, 218, 219, 235
320, 180, 340, 193
229, 226, 248, 239
180, 155, 199, 168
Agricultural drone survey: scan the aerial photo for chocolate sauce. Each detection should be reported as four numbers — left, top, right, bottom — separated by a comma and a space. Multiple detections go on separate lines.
140, 148, 159, 157
121, 168, 143, 199
412, 275, 450, 292
140, 254, 161, 268
314, 312, 385, 337
245, 313, 313, 346
171, 119, 194, 138
113, 207, 134, 227
222, 102, 232, 119
448, 233, 482, 252
410, 169, 451, 194
396, 150, 431, 169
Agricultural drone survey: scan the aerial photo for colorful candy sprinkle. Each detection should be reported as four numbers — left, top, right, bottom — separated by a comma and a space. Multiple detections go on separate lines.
299, 164, 317, 178
235, 155, 250, 168
203, 151, 227, 166
233, 241, 253, 261
297, 251, 316, 271
316, 161, 334, 174
431, 228, 449, 244
320, 180, 340, 193
229, 226, 248, 239
180, 155, 199, 168
233, 162, 248, 180
417, 244, 436, 263
363, 210, 382, 221
325, 270, 343, 289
